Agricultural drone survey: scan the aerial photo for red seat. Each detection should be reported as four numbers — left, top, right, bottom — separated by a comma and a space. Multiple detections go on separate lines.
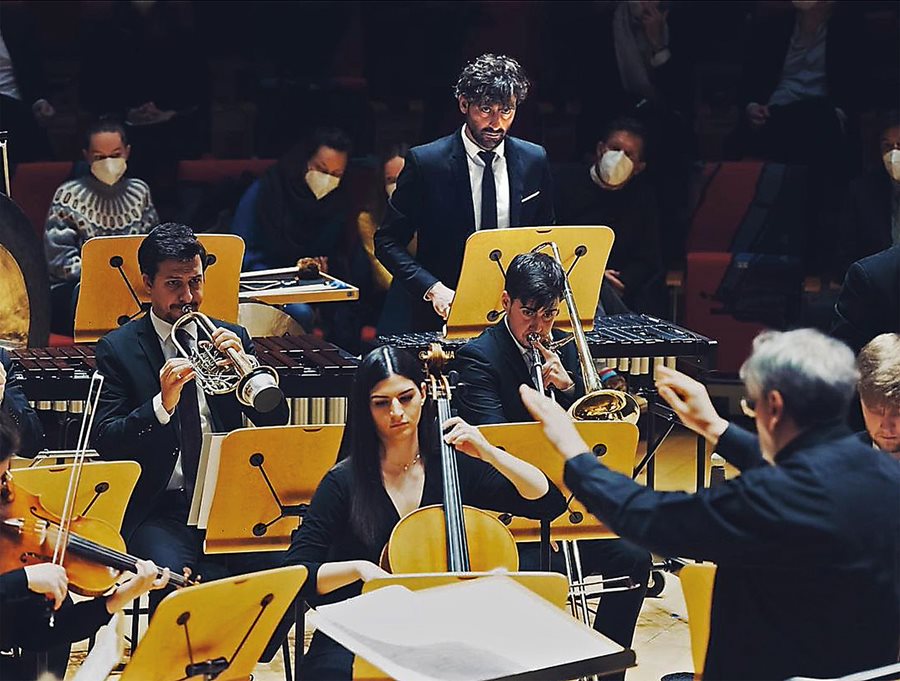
48, 333, 75, 347
687, 161, 764, 253
176, 159, 276, 184
10, 162, 74, 240
683, 252, 767, 374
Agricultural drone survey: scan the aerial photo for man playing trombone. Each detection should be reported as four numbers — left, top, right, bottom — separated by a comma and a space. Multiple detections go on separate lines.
453, 251, 649, 679
91, 223, 289, 613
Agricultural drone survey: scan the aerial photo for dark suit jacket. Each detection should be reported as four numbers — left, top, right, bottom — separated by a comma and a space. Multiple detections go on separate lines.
375, 131, 555, 331
564, 422, 900, 680
92, 313, 289, 537
454, 322, 583, 425
832, 245, 900, 353
0, 347, 44, 457
0, 4, 50, 107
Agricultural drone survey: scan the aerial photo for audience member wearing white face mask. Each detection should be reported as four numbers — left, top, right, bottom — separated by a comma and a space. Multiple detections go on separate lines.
837, 114, 900, 274
44, 118, 159, 335
556, 117, 665, 317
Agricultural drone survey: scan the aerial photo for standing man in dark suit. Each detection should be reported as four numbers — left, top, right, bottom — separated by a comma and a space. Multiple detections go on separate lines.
375, 53, 555, 332
91, 223, 289, 611
454, 253, 649, 679
0, 348, 43, 458
831, 244, 900, 353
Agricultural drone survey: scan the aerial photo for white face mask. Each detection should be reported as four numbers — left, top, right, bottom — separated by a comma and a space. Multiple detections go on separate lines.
305, 169, 340, 200
883, 149, 900, 183
91, 157, 127, 186
385, 182, 397, 199
598, 150, 634, 187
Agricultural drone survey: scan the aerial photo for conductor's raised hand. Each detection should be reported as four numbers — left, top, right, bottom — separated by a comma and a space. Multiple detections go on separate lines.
654, 365, 729, 444
441, 416, 493, 460
519, 384, 589, 461
160, 357, 196, 413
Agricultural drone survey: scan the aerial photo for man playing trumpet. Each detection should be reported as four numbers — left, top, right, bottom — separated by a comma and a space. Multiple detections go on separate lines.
92, 223, 289, 613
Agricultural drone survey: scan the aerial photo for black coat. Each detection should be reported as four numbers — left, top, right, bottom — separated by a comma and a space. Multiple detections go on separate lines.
564, 422, 900, 680
91, 313, 289, 537
375, 132, 555, 331
454, 322, 583, 425
0, 348, 44, 458
832, 244, 900, 353
838, 168, 895, 272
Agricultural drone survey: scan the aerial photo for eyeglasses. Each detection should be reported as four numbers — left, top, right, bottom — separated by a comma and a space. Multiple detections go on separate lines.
740, 396, 757, 419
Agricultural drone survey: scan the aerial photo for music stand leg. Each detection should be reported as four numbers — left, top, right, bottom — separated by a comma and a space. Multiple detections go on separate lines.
696, 435, 706, 492
539, 519, 551, 572
645, 405, 656, 489
293, 595, 304, 681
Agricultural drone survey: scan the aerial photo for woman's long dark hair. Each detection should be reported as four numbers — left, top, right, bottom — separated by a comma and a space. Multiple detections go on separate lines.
341, 345, 436, 550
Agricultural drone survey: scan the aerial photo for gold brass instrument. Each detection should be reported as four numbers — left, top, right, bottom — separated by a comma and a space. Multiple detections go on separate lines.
531, 242, 640, 424
171, 306, 283, 412
525, 332, 546, 393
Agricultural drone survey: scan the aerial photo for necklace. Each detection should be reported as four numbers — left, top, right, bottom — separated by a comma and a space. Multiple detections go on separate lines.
402, 452, 421, 472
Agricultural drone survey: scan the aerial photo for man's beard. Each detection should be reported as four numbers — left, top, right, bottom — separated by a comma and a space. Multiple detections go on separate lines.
469, 123, 505, 150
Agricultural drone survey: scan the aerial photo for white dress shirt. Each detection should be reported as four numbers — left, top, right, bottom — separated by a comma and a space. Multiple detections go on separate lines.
149, 310, 213, 491
460, 126, 511, 231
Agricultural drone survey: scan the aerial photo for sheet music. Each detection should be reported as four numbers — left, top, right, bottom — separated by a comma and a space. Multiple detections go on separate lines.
310, 576, 629, 681
188, 432, 226, 527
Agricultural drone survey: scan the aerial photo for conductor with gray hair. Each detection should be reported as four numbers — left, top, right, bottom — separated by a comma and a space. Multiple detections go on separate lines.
519, 328, 900, 680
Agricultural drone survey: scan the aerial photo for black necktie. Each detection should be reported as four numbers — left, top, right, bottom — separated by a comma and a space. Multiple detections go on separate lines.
175, 328, 202, 496
478, 150, 497, 230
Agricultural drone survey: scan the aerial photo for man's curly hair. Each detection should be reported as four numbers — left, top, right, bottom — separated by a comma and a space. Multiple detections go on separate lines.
453, 54, 530, 106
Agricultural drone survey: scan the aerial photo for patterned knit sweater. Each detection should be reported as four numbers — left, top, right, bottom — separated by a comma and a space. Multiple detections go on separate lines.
44, 175, 159, 282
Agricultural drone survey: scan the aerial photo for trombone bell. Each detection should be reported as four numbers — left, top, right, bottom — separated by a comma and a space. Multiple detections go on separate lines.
568, 390, 641, 424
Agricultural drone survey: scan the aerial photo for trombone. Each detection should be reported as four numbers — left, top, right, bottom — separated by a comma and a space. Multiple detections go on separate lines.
171, 306, 283, 413
530, 241, 640, 424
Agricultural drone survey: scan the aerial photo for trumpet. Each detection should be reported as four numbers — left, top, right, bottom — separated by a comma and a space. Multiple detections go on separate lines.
530, 242, 640, 424
171, 306, 283, 413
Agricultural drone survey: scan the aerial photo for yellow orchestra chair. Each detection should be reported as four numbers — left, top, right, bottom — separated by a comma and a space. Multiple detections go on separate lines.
679, 562, 717, 679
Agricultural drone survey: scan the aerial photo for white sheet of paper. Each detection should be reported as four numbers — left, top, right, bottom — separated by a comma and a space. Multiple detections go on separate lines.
188, 432, 225, 528
310, 576, 628, 681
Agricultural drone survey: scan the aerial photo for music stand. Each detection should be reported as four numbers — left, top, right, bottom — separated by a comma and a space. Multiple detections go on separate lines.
312, 575, 635, 681
119, 565, 308, 681
74, 234, 244, 343
11, 460, 140, 531
445, 226, 615, 339
239, 266, 360, 305
200, 424, 343, 554
352, 572, 570, 681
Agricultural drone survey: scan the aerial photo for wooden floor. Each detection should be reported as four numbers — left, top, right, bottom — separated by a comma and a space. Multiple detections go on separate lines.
68, 427, 719, 680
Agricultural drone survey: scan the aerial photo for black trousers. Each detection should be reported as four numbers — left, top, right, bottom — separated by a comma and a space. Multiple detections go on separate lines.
127, 490, 284, 615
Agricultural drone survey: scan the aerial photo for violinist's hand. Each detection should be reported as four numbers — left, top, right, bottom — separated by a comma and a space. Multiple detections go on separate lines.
106, 560, 170, 614
441, 416, 494, 461
519, 384, 589, 461
535, 341, 574, 392
25, 563, 68, 610
160, 357, 196, 413
355, 560, 389, 584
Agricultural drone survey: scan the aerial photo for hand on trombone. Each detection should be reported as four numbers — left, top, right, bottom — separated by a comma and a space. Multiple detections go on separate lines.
531, 338, 575, 392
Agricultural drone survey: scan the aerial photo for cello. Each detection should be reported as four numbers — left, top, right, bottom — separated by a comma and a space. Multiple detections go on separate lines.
0, 373, 191, 597
380, 344, 519, 573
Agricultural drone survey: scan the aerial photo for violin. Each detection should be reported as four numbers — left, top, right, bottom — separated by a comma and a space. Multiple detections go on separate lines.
380, 344, 518, 573
0, 372, 190, 598
0, 470, 190, 596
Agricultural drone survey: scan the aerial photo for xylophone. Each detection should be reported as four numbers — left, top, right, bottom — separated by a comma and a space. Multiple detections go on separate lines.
376, 314, 717, 393
10, 335, 359, 437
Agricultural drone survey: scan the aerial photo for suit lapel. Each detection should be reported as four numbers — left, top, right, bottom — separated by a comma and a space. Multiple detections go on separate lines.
449, 131, 477, 232
493, 322, 534, 389
506, 138, 524, 226
136, 313, 166, 375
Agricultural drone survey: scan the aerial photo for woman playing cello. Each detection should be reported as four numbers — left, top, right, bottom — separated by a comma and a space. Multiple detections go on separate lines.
280, 345, 565, 679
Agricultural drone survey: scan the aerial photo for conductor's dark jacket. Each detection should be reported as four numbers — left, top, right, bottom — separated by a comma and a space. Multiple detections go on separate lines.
564, 421, 900, 680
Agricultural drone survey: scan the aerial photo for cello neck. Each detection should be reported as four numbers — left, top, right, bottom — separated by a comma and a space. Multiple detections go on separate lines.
435, 395, 470, 572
